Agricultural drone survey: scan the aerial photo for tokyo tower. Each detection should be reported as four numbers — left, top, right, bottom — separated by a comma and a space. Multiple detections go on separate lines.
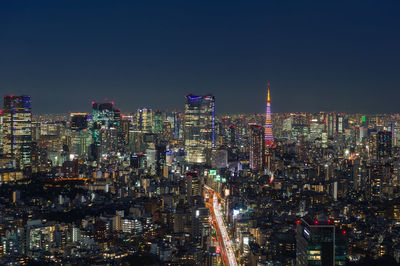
264, 84, 275, 148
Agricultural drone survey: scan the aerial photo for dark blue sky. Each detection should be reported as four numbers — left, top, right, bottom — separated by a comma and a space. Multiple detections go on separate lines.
1, 1, 399, 114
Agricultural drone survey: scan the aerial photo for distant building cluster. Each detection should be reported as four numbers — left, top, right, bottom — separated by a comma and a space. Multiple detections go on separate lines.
0, 89, 400, 265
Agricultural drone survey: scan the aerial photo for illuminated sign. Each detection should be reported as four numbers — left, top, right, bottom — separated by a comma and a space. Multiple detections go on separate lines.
209, 170, 217, 175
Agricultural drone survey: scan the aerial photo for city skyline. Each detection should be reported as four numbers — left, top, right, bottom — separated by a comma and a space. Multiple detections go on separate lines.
5, 90, 400, 116
1, 1, 400, 114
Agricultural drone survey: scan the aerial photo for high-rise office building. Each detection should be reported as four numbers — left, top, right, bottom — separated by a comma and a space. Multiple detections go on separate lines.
327, 113, 334, 137
192, 205, 210, 244
228, 124, 236, 148
296, 216, 347, 265
0, 113, 3, 154
92, 102, 116, 143
186, 171, 202, 202
2, 95, 32, 169
118, 119, 130, 150
137, 108, 153, 133
91, 102, 120, 161
152, 110, 163, 133
160, 120, 173, 142
337, 113, 344, 134
184, 94, 215, 164
249, 124, 264, 171
377, 131, 392, 159
70, 113, 91, 157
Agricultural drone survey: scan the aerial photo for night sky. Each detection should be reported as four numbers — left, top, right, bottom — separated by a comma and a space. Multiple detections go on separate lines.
1, 1, 400, 114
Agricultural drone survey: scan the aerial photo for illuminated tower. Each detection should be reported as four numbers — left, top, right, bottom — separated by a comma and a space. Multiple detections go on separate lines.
264, 85, 275, 169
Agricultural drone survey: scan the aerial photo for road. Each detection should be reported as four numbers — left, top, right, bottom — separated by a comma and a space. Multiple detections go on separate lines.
205, 185, 238, 266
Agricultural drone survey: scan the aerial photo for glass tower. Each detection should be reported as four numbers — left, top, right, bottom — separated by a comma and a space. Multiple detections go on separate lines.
91, 102, 120, 161
2, 95, 32, 169
184, 94, 215, 164
137, 108, 153, 133
152, 110, 163, 133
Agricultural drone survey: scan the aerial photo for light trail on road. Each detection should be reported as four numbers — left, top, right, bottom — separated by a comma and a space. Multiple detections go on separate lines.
205, 185, 237, 266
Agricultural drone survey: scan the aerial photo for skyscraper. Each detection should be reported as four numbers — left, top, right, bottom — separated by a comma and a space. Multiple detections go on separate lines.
192, 205, 209, 244
70, 113, 91, 157
152, 110, 163, 133
137, 108, 153, 133
0, 112, 3, 154
160, 120, 173, 142
2, 95, 32, 169
91, 101, 120, 161
184, 94, 215, 164
377, 130, 392, 160
92, 102, 117, 141
166, 111, 182, 139
249, 124, 264, 171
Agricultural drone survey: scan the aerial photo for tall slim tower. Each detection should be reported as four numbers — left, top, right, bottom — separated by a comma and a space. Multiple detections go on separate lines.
264, 85, 274, 146
264, 84, 275, 169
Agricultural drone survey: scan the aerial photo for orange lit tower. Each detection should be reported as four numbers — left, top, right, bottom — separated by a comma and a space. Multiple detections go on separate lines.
264, 84, 275, 169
